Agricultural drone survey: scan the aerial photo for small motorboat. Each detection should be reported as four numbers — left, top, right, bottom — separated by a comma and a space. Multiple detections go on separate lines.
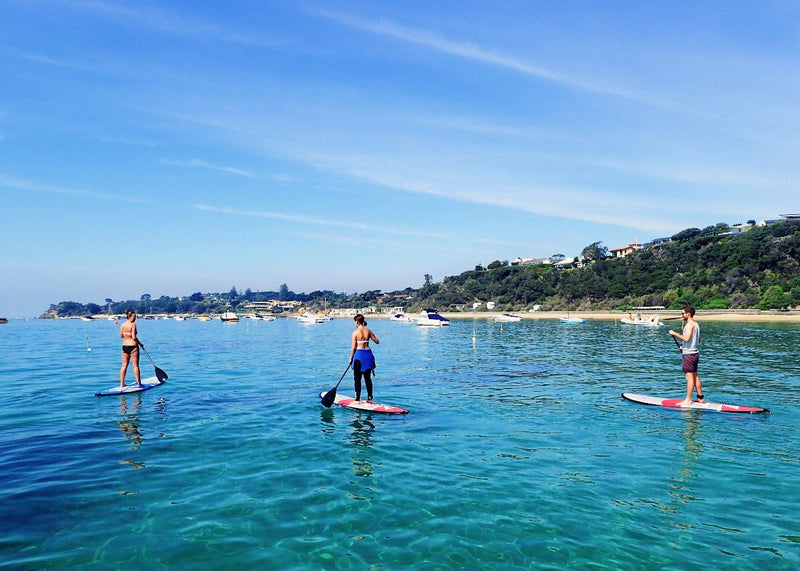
390, 313, 415, 322
494, 313, 522, 322
416, 309, 450, 326
297, 312, 325, 324
620, 313, 663, 327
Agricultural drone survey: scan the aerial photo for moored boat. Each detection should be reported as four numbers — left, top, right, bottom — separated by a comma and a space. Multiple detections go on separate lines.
416, 309, 450, 326
494, 313, 522, 322
390, 313, 415, 322
297, 312, 324, 324
620, 313, 663, 327
220, 311, 239, 322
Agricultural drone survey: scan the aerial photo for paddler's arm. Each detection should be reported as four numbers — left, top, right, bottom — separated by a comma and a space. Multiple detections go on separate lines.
668, 322, 693, 342
349, 333, 357, 364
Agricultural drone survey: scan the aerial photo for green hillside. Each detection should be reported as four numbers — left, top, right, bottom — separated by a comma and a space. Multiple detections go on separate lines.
416, 220, 800, 312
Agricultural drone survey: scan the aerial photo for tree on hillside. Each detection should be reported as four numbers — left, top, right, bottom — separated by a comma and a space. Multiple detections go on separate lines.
672, 228, 701, 241
580, 241, 608, 262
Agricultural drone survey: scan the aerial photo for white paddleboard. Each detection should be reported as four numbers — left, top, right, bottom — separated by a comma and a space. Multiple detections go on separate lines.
96, 376, 164, 397
622, 392, 769, 414
319, 391, 409, 414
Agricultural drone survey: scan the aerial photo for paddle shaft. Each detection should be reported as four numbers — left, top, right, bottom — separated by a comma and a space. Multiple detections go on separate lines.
321, 364, 351, 408
138, 342, 168, 381
670, 332, 683, 352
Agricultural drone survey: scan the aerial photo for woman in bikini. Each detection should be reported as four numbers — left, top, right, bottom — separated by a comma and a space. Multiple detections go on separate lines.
120, 310, 142, 387
349, 314, 380, 402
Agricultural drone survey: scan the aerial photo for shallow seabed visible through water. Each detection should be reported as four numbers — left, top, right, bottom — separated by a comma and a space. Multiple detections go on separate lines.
1, 317, 798, 570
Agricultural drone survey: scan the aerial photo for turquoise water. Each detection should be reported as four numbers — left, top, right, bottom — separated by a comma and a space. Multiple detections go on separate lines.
1, 317, 798, 570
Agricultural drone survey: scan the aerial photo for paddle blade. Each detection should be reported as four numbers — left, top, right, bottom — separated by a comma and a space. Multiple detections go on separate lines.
155, 367, 168, 382
321, 388, 337, 408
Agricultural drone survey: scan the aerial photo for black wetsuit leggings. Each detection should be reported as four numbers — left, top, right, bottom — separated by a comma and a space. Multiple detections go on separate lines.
353, 359, 373, 401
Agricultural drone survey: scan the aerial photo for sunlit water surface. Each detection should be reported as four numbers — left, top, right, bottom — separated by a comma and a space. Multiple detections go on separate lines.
1, 317, 798, 570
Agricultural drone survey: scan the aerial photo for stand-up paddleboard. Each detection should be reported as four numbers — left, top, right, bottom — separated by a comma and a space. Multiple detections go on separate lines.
96, 376, 164, 397
319, 391, 409, 414
622, 393, 769, 414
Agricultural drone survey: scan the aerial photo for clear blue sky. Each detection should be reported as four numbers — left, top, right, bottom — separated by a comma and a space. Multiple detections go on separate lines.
2, 1, 798, 317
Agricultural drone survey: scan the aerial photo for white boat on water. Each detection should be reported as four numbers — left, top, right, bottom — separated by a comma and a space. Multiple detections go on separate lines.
220, 311, 239, 322
620, 313, 663, 327
297, 312, 324, 324
246, 313, 276, 321
560, 316, 587, 324
416, 309, 450, 326
494, 313, 522, 322
390, 313, 415, 322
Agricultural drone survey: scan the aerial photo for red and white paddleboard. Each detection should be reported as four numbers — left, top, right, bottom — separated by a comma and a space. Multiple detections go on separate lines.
622, 393, 769, 414
320, 391, 409, 414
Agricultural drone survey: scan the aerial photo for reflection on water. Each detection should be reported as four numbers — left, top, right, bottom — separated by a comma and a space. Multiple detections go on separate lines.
319, 408, 376, 478
115, 395, 169, 466
669, 413, 703, 505
117, 395, 143, 452
319, 408, 335, 433
349, 414, 375, 478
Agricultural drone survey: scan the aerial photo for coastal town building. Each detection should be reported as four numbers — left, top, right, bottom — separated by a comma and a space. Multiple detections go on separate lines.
609, 242, 643, 259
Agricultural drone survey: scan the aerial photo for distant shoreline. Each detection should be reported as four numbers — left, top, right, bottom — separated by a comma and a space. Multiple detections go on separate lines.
34, 309, 800, 323
433, 310, 800, 323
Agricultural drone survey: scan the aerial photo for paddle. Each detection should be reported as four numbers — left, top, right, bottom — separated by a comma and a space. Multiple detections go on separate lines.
321, 364, 351, 408
138, 342, 168, 382
669, 332, 683, 352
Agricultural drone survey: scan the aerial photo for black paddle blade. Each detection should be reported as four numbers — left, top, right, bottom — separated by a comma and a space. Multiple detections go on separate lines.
321, 387, 337, 408
155, 367, 168, 382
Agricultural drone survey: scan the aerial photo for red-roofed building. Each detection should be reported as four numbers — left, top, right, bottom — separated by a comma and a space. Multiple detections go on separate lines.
609, 242, 643, 258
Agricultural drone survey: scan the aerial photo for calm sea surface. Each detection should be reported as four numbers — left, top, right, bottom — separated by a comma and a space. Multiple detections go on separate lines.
1, 317, 798, 570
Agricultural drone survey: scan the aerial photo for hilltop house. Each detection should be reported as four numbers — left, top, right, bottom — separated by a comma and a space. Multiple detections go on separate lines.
609, 242, 642, 259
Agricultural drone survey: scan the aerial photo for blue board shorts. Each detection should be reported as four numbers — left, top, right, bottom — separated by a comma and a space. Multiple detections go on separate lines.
682, 353, 699, 373
353, 349, 376, 371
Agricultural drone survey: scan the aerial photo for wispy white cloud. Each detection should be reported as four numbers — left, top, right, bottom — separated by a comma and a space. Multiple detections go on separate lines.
308, 8, 642, 101
161, 159, 259, 179
192, 202, 535, 251
192, 203, 453, 240
62, 0, 283, 48
0, 47, 83, 69
0, 175, 154, 205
